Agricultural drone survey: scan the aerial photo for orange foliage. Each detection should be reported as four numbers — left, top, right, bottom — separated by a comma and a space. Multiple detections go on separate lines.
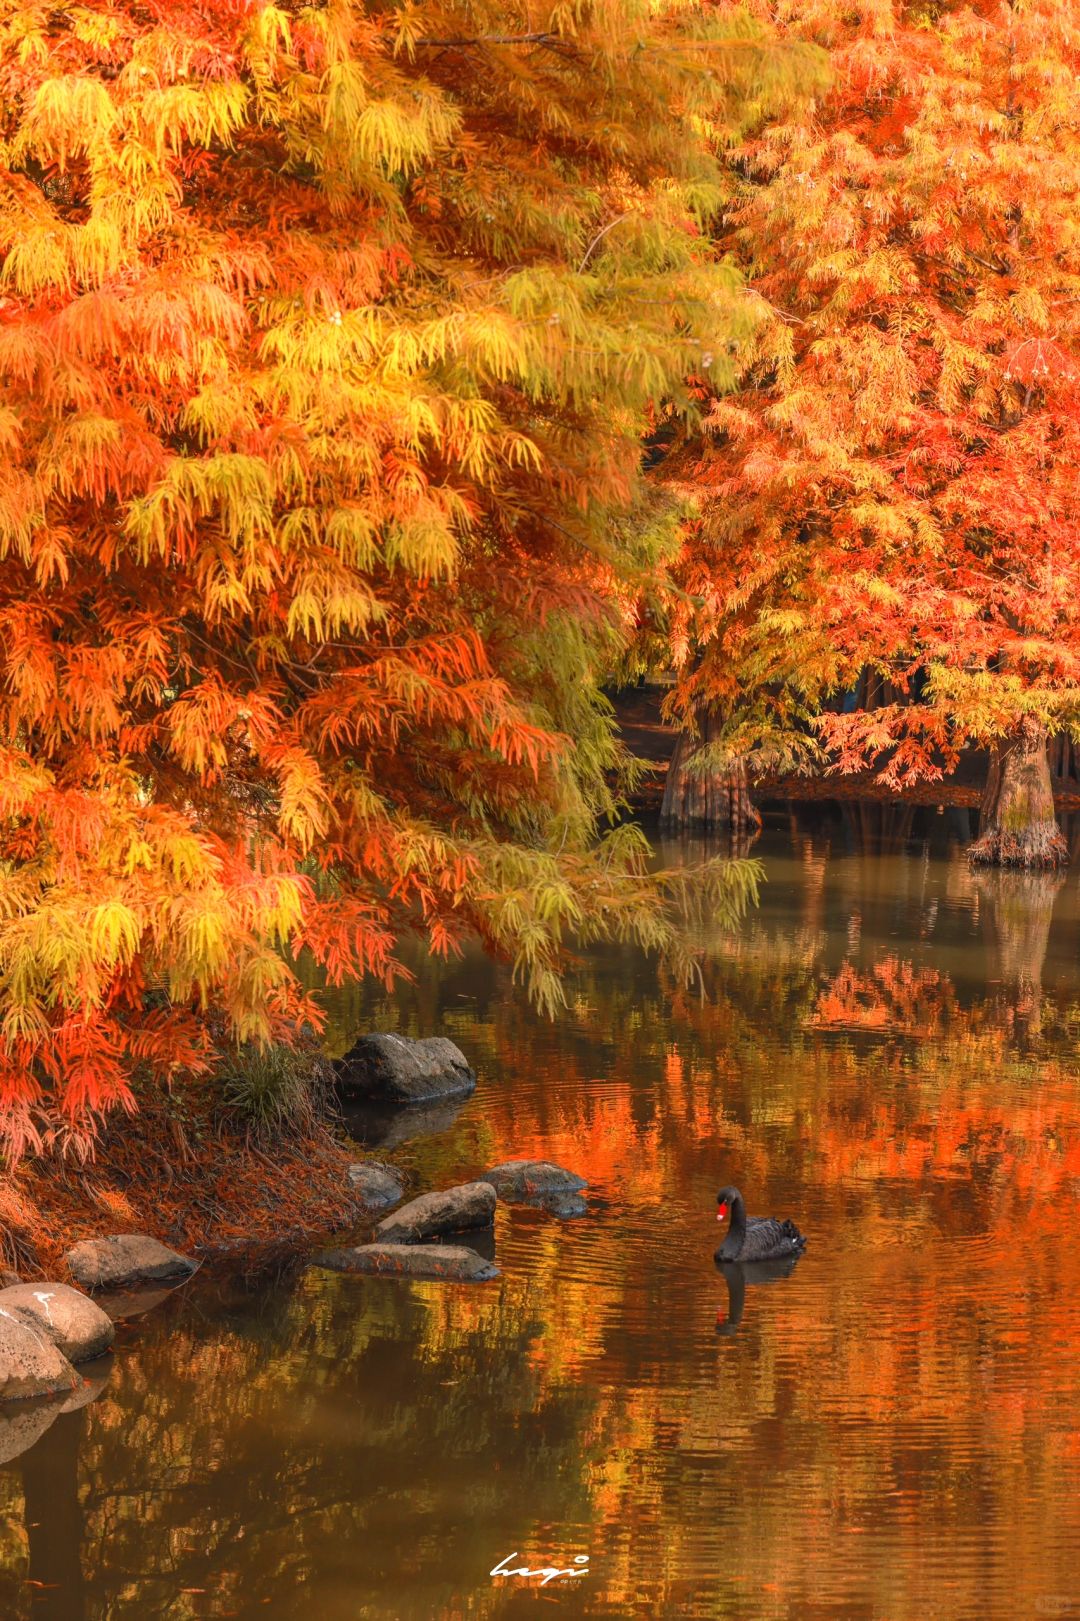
0, 1, 799, 1153
664, 0, 1080, 796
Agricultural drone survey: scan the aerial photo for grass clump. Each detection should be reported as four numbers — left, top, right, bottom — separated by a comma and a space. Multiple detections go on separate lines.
217, 1042, 335, 1142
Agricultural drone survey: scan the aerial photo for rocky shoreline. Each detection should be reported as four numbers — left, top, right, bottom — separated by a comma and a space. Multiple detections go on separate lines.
0, 1033, 587, 1457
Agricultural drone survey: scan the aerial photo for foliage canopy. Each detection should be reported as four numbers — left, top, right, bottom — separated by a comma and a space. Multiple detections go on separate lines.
663, 0, 1080, 803
0, 1, 819, 1155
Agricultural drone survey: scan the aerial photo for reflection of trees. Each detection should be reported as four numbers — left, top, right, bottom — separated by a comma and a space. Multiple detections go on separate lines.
809, 958, 960, 1037
970, 869, 1065, 1041
20, 1407, 86, 1621
0, 1064, 1074, 1621
0, 1269, 610, 1618
5, 821, 1078, 1616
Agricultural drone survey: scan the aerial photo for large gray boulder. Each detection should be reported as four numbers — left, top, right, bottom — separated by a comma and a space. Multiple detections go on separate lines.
479, 1159, 588, 1219
64, 1234, 197, 1292
0, 1308, 79, 1404
346, 1161, 405, 1211
374, 1181, 496, 1244
312, 1243, 498, 1282
335, 1033, 476, 1105
0, 1283, 115, 1364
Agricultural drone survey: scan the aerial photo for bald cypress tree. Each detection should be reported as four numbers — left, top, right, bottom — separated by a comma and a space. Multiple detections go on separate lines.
0, 2, 816, 1154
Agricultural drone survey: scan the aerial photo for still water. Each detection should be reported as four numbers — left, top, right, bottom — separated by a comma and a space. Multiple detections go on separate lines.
3, 805, 1080, 1620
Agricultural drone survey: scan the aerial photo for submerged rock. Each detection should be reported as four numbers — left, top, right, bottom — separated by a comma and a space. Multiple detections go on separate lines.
480, 1160, 588, 1217
64, 1234, 197, 1292
480, 1160, 587, 1199
346, 1161, 405, 1211
335, 1033, 476, 1105
374, 1181, 496, 1244
0, 1283, 115, 1364
0, 1351, 110, 1457
312, 1243, 499, 1282
0, 1309, 79, 1404
532, 1191, 588, 1219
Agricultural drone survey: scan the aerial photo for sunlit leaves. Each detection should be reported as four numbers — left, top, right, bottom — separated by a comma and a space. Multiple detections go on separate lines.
0, 0, 813, 1155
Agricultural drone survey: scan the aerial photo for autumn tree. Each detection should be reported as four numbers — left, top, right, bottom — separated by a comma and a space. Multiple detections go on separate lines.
0, 2, 824, 1157
661, 0, 1080, 865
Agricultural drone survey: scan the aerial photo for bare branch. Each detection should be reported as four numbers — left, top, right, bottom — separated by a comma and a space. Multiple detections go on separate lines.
578, 213, 631, 273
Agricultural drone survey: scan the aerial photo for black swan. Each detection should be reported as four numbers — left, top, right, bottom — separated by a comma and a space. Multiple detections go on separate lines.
715, 1186, 806, 1263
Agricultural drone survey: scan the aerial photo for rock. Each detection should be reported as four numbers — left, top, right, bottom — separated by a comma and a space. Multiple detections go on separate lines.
341, 1095, 466, 1149
479, 1160, 588, 1217
374, 1181, 496, 1244
0, 1308, 78, 1404
312, 1243, 499, 1282
335, 1033, 476, 1105
0, 1283, 115, 1364
480, 1160, 587, 1200
0, 1271, 20, 1288
64, 1234, 197, 1292
346, 1161, 405, 1211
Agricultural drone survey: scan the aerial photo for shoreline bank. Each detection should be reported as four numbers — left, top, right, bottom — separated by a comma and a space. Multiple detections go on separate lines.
2, 1104, 364, 1281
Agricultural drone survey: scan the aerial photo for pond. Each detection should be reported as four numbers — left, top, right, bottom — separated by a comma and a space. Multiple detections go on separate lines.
3, 803, 1079, 1619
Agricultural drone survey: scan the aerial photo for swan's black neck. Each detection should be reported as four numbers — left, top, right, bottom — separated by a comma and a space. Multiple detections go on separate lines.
727, 1190, 747, 1246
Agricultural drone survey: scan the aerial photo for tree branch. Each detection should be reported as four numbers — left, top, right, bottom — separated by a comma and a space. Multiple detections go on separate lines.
414, 31, 571, 50
578, 213, 631, 273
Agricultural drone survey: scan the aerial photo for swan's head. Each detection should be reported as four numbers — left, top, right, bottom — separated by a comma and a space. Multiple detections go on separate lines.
716, 1185, 739, 1222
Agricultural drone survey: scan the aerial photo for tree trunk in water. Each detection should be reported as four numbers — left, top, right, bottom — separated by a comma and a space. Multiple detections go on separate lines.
968, 718, 1068, 869
660, 713, 760, 834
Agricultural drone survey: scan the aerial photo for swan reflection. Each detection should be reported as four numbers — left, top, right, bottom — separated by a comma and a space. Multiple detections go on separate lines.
715, 1253, 802, 1337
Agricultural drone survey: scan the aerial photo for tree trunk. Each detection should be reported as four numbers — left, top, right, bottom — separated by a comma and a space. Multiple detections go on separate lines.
968, 717, 1068, 868
660, 712, 760, 833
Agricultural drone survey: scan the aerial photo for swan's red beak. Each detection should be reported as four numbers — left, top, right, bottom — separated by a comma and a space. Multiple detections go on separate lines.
717, 1202, 728, 1222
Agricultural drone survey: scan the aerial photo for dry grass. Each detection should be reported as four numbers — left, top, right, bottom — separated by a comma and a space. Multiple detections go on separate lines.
0, 1094, 359, 1280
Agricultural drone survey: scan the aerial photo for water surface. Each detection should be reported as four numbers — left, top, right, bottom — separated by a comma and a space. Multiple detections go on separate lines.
3, 805, 1079, 1619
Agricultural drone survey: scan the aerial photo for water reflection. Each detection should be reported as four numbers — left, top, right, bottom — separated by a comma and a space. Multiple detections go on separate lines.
715, 1256, 801, 1338
2, 807, 1079, 1618
341, 1095, 467, 1151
